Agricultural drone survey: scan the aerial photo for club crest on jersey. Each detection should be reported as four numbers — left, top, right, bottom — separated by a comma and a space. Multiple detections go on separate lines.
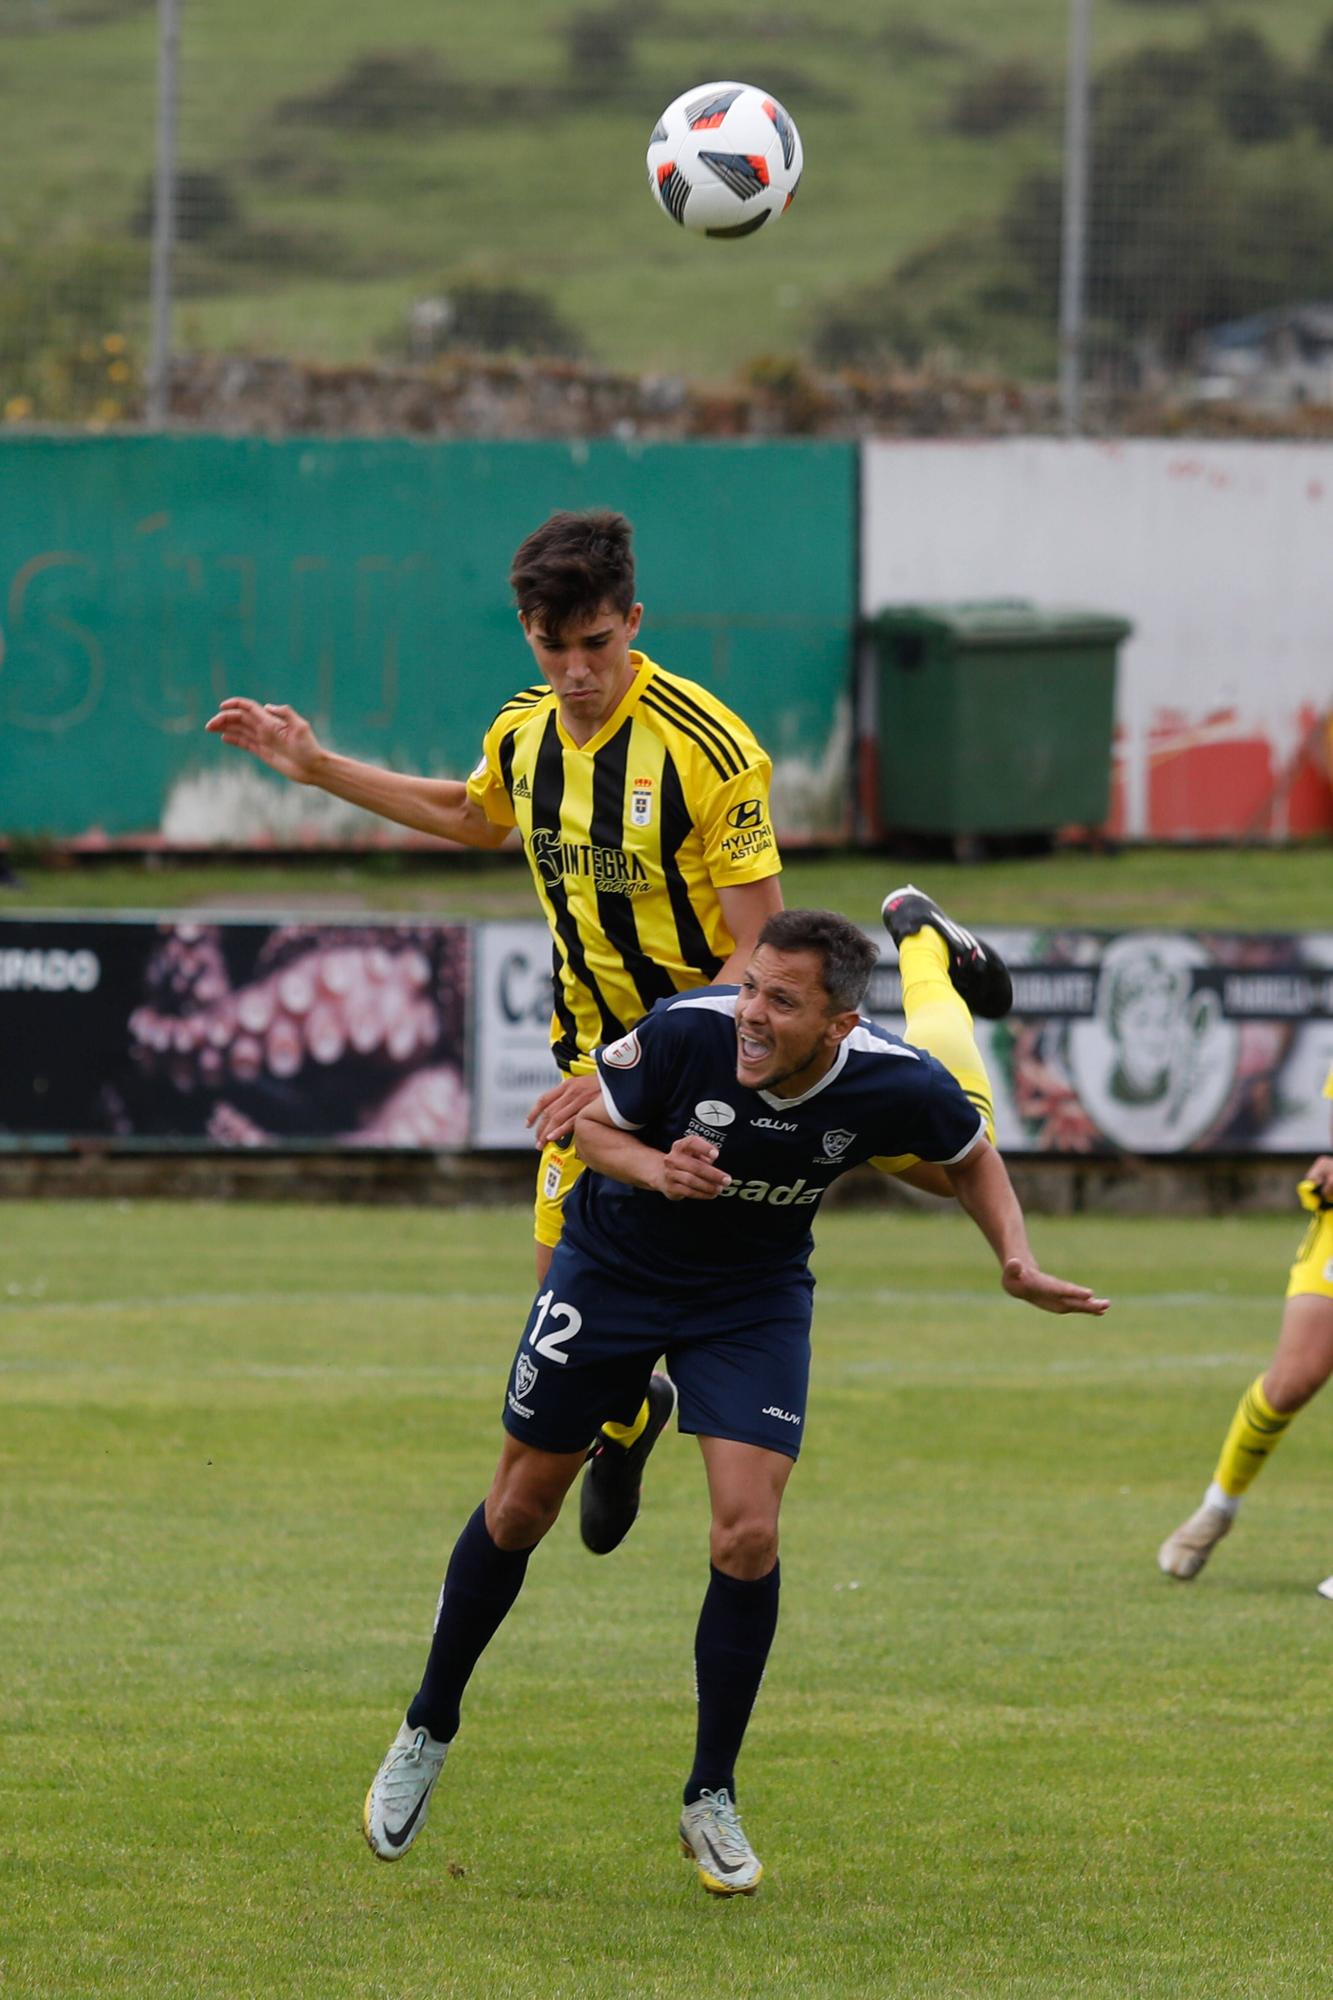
630, 777, 654, 827
602, 1030, 642, 1070
693, 1099, 736, 1129
515, 1353, 538, 1400
817, 1128, 856, 1161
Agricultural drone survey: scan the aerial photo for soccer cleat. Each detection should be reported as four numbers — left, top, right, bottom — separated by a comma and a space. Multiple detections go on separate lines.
580, 1371, 677, 1555
1157, 1501, 1235, 1580
679, 1787, 764, 1896
363, 1718, 449, 1860
881, 883, 1014, 1020
1317, 1575, 1333, 1601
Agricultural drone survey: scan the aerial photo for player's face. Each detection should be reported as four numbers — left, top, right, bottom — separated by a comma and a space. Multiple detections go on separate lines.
519, 599, 643, 739
734, 945, 857, 1098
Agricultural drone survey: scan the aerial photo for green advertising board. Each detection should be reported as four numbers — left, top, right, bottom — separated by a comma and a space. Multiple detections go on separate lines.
0, 436, 855, 841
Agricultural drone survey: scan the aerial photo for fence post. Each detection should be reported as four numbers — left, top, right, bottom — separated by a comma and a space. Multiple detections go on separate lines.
1059, 0, 1093, 435
146, 0, 180, 429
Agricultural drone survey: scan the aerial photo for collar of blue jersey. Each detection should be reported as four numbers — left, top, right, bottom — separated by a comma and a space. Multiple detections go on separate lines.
756, 1035, 850, 1110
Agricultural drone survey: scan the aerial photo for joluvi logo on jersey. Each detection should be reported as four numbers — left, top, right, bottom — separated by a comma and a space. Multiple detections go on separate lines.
529, 828, 650, 895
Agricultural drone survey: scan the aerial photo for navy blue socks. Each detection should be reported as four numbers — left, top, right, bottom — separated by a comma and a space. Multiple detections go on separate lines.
684, 1561, 780, 1806
406, 1503, 532, 1743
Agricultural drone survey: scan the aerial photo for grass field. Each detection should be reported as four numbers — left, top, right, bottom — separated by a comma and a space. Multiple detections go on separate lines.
9, 0, 1333, 377
3, 842, 1330, 931
4, 1200, 1331, 1998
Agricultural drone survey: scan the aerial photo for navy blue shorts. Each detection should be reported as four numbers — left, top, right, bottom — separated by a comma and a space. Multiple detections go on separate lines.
501, 1238, 814, 1460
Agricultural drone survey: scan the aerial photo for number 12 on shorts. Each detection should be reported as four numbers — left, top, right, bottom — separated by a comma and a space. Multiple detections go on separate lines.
528, 1290, 582, 1364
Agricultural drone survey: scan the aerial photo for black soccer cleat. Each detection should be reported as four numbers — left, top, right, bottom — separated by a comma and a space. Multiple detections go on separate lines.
880, 883, 1014, 1020
580, 1371, 677, 1556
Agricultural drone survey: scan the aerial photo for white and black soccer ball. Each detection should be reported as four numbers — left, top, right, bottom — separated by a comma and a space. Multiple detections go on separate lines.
646, 81, 803, 238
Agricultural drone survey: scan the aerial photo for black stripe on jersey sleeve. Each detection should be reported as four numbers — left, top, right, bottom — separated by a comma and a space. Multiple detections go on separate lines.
531, 708, 628, 1048
495, 685, 547, 717
659, 748, 725, 980
647, 677, 748, 772
498, 728, 517, 799
590, 725, 678, 1017
640, 688, 731, 783
548, 939, 582, 1072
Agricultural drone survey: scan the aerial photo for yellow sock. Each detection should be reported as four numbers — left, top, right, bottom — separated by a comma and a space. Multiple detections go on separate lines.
898, 929, 996, 1141
1213, 1375, 1293, 1498
601, 1399, 650, 1449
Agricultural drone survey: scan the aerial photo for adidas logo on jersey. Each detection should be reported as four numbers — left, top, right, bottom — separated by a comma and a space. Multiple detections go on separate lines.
512, 774, 531, 798
715, 1175, 824, 1207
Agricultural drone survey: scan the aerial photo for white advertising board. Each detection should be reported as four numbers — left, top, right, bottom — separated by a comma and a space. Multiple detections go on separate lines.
470, 921, 563, 1149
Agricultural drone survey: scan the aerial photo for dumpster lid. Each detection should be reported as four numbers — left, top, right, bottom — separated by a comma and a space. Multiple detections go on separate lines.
867, 599, 1133, 647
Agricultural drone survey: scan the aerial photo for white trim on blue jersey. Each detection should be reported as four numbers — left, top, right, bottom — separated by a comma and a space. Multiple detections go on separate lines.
596, 1069, 643, 1132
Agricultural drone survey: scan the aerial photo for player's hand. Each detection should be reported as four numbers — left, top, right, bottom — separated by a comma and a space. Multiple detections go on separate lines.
528, 1073, 601, 1149
1001, 1258, 1109, 1316
205, 697, 323, 784
657, 1134, 731, 1202
1306, 1155, 1333, 1202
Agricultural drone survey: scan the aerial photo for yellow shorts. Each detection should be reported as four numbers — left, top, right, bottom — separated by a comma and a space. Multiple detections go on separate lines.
1287, 1183, 1333, 1301
533, 1137, 586, 1250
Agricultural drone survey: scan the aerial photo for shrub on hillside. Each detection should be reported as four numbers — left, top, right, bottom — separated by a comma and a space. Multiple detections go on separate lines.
564, 7, 638, 87
1303, 24, 1333, 143
946, 60, 1050, 138
1205, 25, 1298, 144
130, 168, 241, 244
395, 284, 583, 361
0, 238, 144, 422
277, 51, 455, 130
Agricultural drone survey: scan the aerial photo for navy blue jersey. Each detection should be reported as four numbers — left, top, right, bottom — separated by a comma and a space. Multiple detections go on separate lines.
563, 985, 985, 1290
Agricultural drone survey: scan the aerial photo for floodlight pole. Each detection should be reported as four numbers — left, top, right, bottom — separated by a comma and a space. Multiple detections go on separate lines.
146, 0, 180, 429
1059, 0, 1093, 435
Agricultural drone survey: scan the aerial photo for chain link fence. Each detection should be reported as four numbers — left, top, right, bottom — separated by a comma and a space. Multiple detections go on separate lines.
4, 0, 1333, 431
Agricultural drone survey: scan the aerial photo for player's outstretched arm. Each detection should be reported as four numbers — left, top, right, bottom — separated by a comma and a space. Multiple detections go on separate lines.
204, 697, 509, 848
574, 1099, 730, 1202
944, 1136, 1109, 1317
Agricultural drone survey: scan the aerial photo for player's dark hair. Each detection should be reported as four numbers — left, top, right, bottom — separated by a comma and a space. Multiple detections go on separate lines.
758, 908, 880, 1015
509, 509, 637, 632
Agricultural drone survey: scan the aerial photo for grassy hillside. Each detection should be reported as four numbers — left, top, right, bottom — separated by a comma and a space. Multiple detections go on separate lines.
5, 0, 1333, 385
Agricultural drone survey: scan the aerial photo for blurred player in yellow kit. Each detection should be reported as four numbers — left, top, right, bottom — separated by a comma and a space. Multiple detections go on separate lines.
1159, 1063, 1333, 1590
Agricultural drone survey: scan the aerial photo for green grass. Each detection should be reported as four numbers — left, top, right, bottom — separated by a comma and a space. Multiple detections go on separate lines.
2, 842, 1330, 930
8, 0, 1333, 377
2, 1200, 1331, 1997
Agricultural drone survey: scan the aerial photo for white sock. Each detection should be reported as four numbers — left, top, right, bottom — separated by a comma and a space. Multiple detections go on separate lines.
1205, 1480, 1241, 1518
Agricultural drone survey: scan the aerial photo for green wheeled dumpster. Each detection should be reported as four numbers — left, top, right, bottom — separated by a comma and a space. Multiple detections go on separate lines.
866, 600, 1132, 840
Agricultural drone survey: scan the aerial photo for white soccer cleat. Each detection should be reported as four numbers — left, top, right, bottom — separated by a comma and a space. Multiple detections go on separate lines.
679, 1787, 764, 1896
1316, 1575, 1333, 1601
363, 1718, 449, 1860
1158, 1502, 1235, 1580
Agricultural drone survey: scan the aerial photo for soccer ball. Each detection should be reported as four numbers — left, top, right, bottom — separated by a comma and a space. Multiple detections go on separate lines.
646, 81, 803, 238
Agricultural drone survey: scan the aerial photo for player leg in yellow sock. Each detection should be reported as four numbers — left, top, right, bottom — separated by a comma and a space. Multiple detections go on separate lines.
896, 924, 996, 1141
1213, 1373, 1293, 1499
873, 884, 1010, 1187
1160, 1274, 1333, 1581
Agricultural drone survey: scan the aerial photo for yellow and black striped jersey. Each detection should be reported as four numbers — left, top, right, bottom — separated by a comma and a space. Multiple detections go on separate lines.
466, 651, 780, 1069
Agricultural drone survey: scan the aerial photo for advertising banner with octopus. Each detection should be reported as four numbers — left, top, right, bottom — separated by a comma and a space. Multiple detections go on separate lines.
869, 927, 1333, 1156
1, 918, 470, 1149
